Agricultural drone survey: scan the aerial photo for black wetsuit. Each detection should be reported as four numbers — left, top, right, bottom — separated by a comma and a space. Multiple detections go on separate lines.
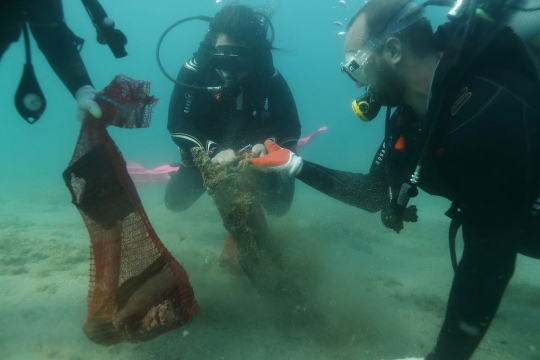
297, 19, 540, 360
0, 0, 93, 96
166, 57, 301, 215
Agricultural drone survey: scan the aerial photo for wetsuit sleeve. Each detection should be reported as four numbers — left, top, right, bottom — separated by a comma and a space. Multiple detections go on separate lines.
267, 71, 301, 150
296, 152, 388, 213
167, 60, 220, 162
26, 0, 93, 96
430, 69, 540, 360
0, 1, 22, 58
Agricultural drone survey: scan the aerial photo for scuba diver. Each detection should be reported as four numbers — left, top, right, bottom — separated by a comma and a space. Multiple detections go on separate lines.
1, 0, 126, 123
249, 0, 540, 359
165, 4, 301, 216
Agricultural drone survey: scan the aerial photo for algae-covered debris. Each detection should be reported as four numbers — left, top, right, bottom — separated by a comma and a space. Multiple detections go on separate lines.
191, 148, 287, 294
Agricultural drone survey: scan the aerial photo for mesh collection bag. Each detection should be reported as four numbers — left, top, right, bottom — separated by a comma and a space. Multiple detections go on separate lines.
63, 75, 198, 345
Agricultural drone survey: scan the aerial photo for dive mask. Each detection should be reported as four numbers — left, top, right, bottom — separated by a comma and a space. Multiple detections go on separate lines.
341, 49, 374, 87
210, 45, 253, 73
340, 2, 426, 86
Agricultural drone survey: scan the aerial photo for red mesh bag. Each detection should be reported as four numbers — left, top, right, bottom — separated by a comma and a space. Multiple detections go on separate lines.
63, 75, 198, 346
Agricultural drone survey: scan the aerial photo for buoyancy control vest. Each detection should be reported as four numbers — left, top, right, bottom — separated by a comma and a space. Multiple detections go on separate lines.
422, 17, 540, 271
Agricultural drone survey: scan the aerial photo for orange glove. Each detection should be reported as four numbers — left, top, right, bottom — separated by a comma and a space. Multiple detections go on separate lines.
249, 140, 303, 177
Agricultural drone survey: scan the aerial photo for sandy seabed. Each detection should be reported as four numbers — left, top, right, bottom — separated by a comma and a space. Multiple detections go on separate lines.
0, 178, 539, 360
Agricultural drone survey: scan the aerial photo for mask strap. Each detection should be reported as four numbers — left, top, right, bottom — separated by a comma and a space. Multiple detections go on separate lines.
368, 2, 426, 50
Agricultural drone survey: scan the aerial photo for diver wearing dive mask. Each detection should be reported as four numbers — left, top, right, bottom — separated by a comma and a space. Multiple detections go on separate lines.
248, 1, 540, 360
164, 4, 301, 218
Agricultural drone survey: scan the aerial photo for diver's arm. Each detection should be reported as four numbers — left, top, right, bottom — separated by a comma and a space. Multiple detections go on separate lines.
296, 160, 388, 213
168, 62, 220, 162
267, 70, 301, 151
429, 70, 540, 359
26, 0, 93, 96
250, 136, 389, 213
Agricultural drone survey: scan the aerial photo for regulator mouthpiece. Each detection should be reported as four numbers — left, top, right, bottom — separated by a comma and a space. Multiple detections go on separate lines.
352, 91, 381, 122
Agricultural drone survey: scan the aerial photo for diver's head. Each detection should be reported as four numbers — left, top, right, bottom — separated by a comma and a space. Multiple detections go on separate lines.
207, 4, 275, 83
212, 34, 252, 83
342, 0, 436, 106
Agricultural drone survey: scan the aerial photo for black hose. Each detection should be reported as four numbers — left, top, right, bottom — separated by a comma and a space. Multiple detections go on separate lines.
155, 16, 222, 91
21, 21, 32, 65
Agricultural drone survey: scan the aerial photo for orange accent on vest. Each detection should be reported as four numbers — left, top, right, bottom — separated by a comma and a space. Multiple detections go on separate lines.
436, 148, 446, 156
395, 135, 406, 152
214, 93, 221, 101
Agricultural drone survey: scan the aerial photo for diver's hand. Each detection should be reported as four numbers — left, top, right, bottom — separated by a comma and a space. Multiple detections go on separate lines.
251, 143, 268, 157
249, 140, 303, 177
212, 149, 236, 165
76, 85, 102, 122
381, 204, 418, 234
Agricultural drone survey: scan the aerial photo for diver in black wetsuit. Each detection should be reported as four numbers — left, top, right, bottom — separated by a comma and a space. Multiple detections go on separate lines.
165, 5, 301, 215
1, 0, 105, 122
249, 0, 540, 359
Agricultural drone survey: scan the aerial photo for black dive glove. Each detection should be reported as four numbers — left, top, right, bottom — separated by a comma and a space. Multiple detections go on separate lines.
381, 204, 418, 234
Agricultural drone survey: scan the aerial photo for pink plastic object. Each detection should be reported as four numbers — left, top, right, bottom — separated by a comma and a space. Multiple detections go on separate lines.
296, 126, 327, 151
147, 165, 180, 183
126, 162, 179, 188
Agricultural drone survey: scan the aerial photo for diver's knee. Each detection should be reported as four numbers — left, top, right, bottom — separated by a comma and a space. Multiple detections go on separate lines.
270, 207, 290, 217
164, 197, 190, 213
263, 201, 292, 217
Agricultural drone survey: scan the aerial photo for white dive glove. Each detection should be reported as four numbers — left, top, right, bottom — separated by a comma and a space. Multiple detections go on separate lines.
211, 149, 236, 165
249, 139, 303, 177
75, 85, 102, 122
